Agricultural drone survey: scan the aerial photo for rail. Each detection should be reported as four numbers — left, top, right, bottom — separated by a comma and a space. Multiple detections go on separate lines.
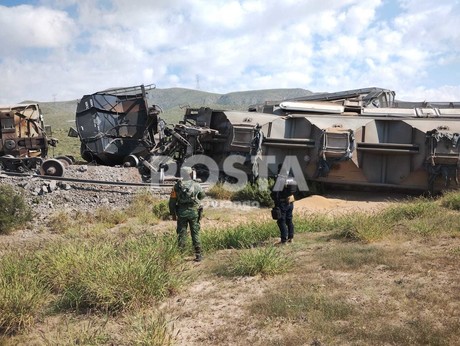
0, 171, 211, 189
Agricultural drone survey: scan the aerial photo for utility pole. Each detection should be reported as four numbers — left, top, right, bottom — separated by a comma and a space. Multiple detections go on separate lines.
195, 74, 200, 90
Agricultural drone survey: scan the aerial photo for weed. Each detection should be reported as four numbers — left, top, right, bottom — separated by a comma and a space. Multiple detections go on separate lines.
0, 255, 49, 335
94, 207, 128, 226
318, 244, 397, 271
217, 247, 293, 277
152, 201, 171, 220
35, 235, 186, 314
0, 185, 32, 234
126, 190, 165, 225
450, 246, 460, 256
295, 214, 337, 233
440, 190, 460, 211
352, 317, 454, 346
231, 180, 274, 207
206, 182, 235, 200
127, 310, 176, 346
39, 317, 111, 345
202, 221, 278, 251
380, 197, 436, 222
331, 212, 390, 242
250, 282, 353, 322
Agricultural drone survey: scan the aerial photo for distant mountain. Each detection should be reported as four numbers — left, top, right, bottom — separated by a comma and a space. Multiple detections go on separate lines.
35, 87, 313, 129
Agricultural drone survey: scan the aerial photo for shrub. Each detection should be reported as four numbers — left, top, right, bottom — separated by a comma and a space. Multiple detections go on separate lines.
231, 179, 274, 207
126, 190, 158, 217
94, 207, 128, 226
206, 182, 236, 200
0, 184, 32, 234
126, 190, 163, 225
224, 246, 292, 277
440, 190, 460, 211
152, 201, 171, 220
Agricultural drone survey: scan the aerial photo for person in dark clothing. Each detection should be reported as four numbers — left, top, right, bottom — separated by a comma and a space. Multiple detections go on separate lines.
270, 175, 297, 244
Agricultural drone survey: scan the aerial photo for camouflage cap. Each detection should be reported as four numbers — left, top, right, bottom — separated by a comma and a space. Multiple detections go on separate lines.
182, 166, 194, 175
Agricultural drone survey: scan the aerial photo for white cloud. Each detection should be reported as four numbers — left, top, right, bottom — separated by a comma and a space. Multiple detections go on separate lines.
0, 5, 77, 55
0, 0, 459, 103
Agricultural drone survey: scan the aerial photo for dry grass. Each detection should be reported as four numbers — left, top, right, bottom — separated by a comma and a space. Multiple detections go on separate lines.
1, 192, 459, 345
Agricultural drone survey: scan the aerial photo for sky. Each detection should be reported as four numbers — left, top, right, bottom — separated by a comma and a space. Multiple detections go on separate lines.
0, 0, 459, 104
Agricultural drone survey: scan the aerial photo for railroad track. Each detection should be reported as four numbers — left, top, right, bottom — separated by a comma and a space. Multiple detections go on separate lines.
0, 171, 210, 189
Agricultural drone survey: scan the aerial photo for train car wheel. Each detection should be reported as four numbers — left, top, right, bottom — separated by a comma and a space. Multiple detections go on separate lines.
123, 155, 139, 167
55, 156, 73, 166
40, 159, 65, 177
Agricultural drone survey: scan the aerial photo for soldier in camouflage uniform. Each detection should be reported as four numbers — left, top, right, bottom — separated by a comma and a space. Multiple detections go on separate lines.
169, 167, 205, 262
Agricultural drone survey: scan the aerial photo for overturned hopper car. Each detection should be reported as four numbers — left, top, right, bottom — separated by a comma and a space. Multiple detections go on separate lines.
0, 103, 66, 176
140, 87, 460, 193
71, 84, 161, 166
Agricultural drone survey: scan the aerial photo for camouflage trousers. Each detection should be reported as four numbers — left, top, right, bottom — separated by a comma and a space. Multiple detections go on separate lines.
176, 208, 201, 255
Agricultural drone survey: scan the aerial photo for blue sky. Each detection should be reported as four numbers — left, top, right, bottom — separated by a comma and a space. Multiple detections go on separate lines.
0, 0, 459, 103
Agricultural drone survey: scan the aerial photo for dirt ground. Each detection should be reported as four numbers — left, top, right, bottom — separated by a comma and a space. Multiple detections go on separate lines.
159, 192, 405, 345
2, 169, 458, 345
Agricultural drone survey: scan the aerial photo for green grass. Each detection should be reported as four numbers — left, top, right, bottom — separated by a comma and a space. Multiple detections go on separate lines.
317, 244, 398, 271
38, 317, 111, 345
379, 197, 437, 221
0, 255, 50, 335
2, 190, 460, 342
250, 282, 354, 323
201, 221, 278, 251
329, 194, 460, 242
215, 246, 293, 277
34, 234, 185, 313
0, 234, 185, 334
48, 128, 82, 161
440, 190, 460, 211
127, 311, 176, 346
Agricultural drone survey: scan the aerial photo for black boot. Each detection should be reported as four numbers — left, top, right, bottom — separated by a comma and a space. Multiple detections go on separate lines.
194, 253, 202, 262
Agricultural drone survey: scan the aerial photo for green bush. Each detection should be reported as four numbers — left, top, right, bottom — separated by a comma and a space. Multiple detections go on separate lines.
152, 201, 171, 220
0, 184, 32, 234
206, 182, 235, 200
440, 190, 460, 211
231, 179, 274, 207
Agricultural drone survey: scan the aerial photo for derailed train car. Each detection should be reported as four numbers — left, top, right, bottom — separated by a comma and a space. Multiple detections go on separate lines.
141, 87, 460, 193
71, 84, 161, 166
0, 103, 66, 176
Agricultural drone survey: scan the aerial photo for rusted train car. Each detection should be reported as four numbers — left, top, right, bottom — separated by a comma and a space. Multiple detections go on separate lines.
141, 87, 460, 193
0, 103, 66, 176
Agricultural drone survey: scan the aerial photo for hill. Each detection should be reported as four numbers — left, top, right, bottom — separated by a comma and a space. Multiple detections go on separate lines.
35, 87, 313, 129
